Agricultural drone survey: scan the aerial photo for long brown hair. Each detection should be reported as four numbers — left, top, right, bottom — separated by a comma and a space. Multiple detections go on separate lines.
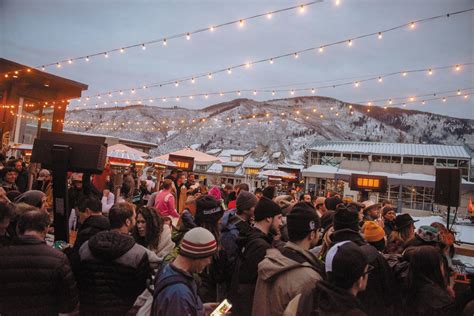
132, 206, 162, 250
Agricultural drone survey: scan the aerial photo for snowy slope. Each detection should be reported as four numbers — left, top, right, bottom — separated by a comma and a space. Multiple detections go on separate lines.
65, 96, 474, 161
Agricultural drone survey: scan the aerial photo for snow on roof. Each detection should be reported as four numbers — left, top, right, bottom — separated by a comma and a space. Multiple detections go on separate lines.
263, 163, 278, 170
108, 144, 149, 157
218, 149, 251, 157
277, 163, 304, 171
272, 152, 281, 159
207, 163, 223, 173
190, 144, 201, 150
206, 149, 222, 155
243, 157, 266, 169
309, 141, 471, 159
222, 161, 242, 167
302, 165, 474, 189
157, 148, 221, 163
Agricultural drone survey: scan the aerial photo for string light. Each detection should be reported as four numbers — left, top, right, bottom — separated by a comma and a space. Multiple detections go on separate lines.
69, 12, 474, 100
227, 68, 232, 74
162, 39, 167, 46
85, 56, 90, 62
348, 39, 353, 46
410, 21, 416, 29
455, 64, 461, 71
378, 32, 383, 39
208, 73, 213, 79
68, 59, 73, 64
267, 12, 273, 19
378, 77, 383, 82
104, 52, 109, 58
142, 44, 146, 50
120, 48, 125, 53
74, 62, 473, 108
269, 58, 274, 64
294, 53, 299, 59
239, 19, 245, 27
299, 5, 305, 13
186, 33, 191, 40
428, 68, 433, 75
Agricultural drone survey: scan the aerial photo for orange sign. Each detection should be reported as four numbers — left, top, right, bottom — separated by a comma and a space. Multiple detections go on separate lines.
350, 174, 387, 192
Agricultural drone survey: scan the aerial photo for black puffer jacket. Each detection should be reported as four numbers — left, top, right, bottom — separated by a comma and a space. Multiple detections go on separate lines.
305, 280, 367, 316
330, 228, 396, 316
77, 230, 150, 316
73, 215, 110, 252
0, 235, 78, 316
230, 227, 274, 316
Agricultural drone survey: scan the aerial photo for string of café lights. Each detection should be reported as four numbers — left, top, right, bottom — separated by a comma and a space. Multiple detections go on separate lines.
73, 62, 473, 109
1, 0, 325, 78
69, 7, 474, 103
8, 88, 470, 128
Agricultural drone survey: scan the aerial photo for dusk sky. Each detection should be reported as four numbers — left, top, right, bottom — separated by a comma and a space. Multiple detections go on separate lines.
1, 0, 473, 118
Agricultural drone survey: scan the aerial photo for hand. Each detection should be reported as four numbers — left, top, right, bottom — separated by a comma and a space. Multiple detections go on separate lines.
203, 303, 219, 316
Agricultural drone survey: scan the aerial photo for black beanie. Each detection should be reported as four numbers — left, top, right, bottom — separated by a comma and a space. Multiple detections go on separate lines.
287, 202, 320, 241
254, 196, 282, 222
320, 210, 336, 230
262, 186, 276, 200
195, 195, 223, 224
324, 196, 344, 211
333, 204, 359, 232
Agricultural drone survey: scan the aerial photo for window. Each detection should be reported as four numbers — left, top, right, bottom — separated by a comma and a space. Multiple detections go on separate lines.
231, 155, 244, 162
372, 155, 382, 162
414, 157, 424, 165
391, 156, 401, 164
223, 166, 236, 173
424, 158, 434, 166
343, 153, 351, 160
361, 155, 369, 161
404, 157, 414, 164
196, 164, 207, 171
436, 159, 447, 167
351, 154, 361, 161
246, 168, 260, 175
448, 159, 458, 167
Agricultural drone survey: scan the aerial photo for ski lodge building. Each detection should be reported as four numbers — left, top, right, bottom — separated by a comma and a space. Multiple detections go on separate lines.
302, 141, 474, 214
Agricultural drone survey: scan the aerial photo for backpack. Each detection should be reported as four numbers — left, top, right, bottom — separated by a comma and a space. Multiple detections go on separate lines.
151, 264, 198, 315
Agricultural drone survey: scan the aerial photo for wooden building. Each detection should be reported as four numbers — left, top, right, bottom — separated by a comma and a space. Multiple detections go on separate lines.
0, 58, 88, 147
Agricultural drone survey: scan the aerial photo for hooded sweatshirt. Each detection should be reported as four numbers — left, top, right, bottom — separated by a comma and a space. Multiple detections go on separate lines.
252, 242, 324, 316
77, 230, 149, 315
311, 280, 366, 316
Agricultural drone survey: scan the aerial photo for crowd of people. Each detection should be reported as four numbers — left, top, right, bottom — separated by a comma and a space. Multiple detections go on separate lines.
1, 159, 474, 316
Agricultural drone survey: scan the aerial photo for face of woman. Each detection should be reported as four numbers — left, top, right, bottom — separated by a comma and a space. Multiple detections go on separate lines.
136, 213, 146, 237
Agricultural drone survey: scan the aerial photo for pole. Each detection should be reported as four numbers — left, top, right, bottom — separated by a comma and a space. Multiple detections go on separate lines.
51, 144, 71, 242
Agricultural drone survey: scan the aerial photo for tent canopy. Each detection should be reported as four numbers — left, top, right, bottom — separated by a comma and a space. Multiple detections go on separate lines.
107, 143, 149, 158
156, 148, 221, 164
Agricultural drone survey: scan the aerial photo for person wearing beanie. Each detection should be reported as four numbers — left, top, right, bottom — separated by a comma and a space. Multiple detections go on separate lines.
362, 221, 386, 252
382, 206, 397, 236
253, 202, 325, 316
326, 204, 396, 316
219, 190, 259, 298
152, 227, 218, 316
262, 185, 276, 200
324, 196, 344, 211
294, 241, 369, 316
404, 225, 444, 251
230, 196, 282, 316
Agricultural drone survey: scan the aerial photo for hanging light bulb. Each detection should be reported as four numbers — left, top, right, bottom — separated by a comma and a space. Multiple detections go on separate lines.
318, 47, 324, 53
209, 26, 215, 32
269, 58, 274, 64
68, 59, 73, 64
191, 77, 195, 84
246, 62, 251, 69
348, 39, 353, 46
311, 88, 316, 94
455, 64, 461, 71
104, 52, 109, 58
239, 19, 245, 27
205, 94, 209, 99
237, 91, 241, 96
162, 39, 167, 46
120, 48, 125, 53
354, 81, 360, 87
267, 12, 272, 19
186, 33, 191, 40
119, 90, 123, 95
85, 56, 90, 62
41, 66, 45, 71
442, 97, 446, 102
422, 100, 426, 105
175, 81, 179, 87
428, 68, 433, 75
56, 63, 61, 68
388, 99, 393, 105
410, 21, 416, 29
378, 77, 383, 82
299, 5, 305, 13
378, 32, 383, 39
290, 90, 295, 95
457, 90, 461, 95
253, 90, 257, 95
402, 72, 407, 77
294, 52, 299, 59
208, 73, 212, 79
131, 89, 136, 94
227, 68, 232, 74
142, 44, 146, 50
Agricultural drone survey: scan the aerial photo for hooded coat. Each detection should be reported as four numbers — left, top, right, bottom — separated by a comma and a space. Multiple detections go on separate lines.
230, 227, 274, 316
301, 280, 367, 316
252, 242, 324, 316
329, 228, 396, 316
77, 230, 150, 315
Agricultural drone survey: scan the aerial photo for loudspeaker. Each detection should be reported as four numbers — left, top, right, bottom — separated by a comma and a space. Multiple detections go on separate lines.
31, 131, 107, 174
434, 168, 461, 207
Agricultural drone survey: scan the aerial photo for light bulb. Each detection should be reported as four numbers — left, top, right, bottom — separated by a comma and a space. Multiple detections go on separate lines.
402, 72, 407, 77
354, 81, 359, 87
410, 21, 416, 29
455, 64, 461, 71
239, 19, 244, 27
267, 12, 272, 19
428, 69, 433, 75
85, 56, 90, 62
378, 32, 383, 39
348, 39, 353, 46
457, 90, 461, 95
319, 47, 324, 53
272, 91, 276, 96
186, 33, 191, 40
104, 52, 109, 58
68, 59, 73, 64
378, 77, 383, 82
142, 44, 146, 50
311, 88, 315, 94
299, 5, 305, 13
162, 39, 167, 46
191, 78, 195, 84
57, 63, 61, 68
175, 81, 179, 87
294, 53, 299, 59
269, 58, 274, 64
442, 98, 446, 102
131, 89, 136, 94
227, 68, 232, 74
120, 48, 125, 53
253, 90, 257, 95
210, 26, 215, 32
290, 90, 295, 95
208, 73, 212, 79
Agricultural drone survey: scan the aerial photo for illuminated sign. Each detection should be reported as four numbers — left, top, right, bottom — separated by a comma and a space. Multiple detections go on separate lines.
350, 174, 388, 192
169, 154, 194, 171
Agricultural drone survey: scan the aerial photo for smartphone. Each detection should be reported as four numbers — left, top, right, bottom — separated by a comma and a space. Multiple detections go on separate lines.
210, 299, 232, 316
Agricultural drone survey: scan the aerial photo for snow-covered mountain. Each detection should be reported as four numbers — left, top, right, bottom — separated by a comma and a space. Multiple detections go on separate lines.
65, 96, 474, 162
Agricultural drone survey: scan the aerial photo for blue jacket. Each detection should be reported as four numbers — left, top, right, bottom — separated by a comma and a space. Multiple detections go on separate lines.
152, 263, 203, 316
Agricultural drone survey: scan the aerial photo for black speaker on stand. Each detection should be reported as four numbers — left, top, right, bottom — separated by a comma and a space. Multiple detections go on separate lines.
434, 168, 461, 230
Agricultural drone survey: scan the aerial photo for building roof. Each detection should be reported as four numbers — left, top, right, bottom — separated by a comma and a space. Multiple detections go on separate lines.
217, 149, 251, 157
222, 161, 242, 167
206, 149, 222, 155
157, 148, 221, 163
309, 141, 471, 159
302, 164, 474, 190
108, 143, 149, 157
277, 163, 304, 171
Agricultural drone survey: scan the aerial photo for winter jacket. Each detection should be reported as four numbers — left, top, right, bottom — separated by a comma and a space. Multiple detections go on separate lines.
405, 279, 457, 316
154, 189, 180, 218
0, 235, 79, 316
77, 230, 150, 315
152, 263, 204, 316
294, 280, 367, 316
73, 215, 110, 252
219, 209, 252, 269
330, 228, 396, 316
252, 242, 324, 316
230, 227, 274, 316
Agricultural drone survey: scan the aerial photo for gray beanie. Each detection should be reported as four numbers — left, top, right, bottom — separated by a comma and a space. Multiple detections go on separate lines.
236, 191, 258, 212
